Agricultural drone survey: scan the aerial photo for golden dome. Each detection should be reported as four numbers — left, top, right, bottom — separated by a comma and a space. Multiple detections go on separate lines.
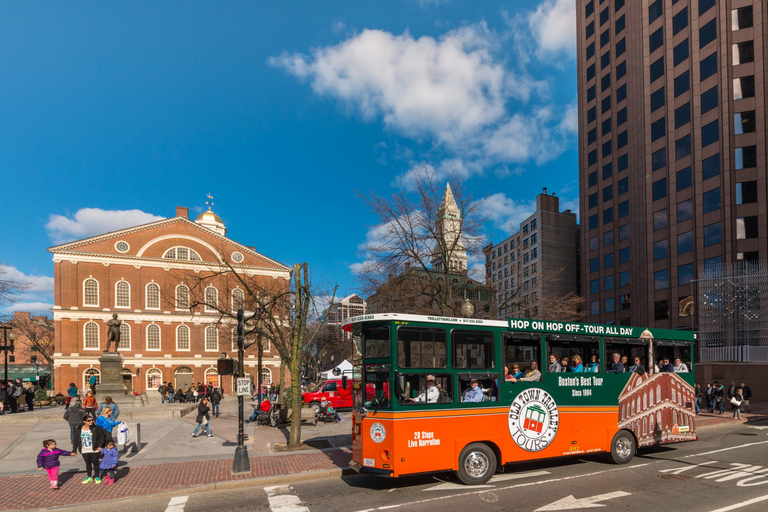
196, 209, 223, 224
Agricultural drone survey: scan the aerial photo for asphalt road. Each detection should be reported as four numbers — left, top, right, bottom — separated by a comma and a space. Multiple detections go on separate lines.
78, 420, 768, 512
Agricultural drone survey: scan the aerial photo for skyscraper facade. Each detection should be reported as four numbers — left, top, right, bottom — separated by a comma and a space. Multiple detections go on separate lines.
577, 0, 765, 329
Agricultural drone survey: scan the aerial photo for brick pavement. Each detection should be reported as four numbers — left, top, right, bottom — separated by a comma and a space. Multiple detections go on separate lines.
0, 448, 353, 510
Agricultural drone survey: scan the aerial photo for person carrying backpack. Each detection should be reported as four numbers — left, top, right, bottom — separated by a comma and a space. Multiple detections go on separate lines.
158, 383, 168, 404
209, 388, 222, 417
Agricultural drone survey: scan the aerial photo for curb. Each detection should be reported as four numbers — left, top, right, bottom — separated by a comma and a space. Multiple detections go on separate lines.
37, 467, 356, 511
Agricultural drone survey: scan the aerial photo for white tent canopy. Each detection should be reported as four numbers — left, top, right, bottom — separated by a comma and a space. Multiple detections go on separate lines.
320, 359, 353, 380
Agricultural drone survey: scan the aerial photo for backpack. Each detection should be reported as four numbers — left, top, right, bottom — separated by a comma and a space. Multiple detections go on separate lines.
12, 385, 22, 398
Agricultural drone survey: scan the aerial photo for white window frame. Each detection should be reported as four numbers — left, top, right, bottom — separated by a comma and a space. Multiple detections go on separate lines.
146, 323, 161, 351
204, 367, 219, 387
176, 324, 191, 351
83, 278, 99, 307
115, 279, 131, 309
261, 368, 272, 385
83, 367, 100, 390
118, 322, 131, 351
231, 327, 237, 352
84, 321, 100, 350
175, 284, 190, 311
204, 286, 218, 313
146, 367, 163, 390
231, 288, 244, 312
145, 282, 161, 310
205, 325, 219, 352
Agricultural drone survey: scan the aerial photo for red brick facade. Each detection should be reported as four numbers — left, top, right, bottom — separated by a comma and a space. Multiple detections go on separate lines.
618, 372, 697, 447
49, 208, 290, 395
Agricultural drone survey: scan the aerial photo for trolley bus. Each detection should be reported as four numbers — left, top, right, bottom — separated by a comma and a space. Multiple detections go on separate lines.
342, 313, 697, 485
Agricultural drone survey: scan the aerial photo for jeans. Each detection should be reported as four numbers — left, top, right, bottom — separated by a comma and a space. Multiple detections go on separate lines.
212, 403, 219, 416
100, 468, 115, 480
70, 425, 78, 448
717, 400, 725, 413
193, 421, 211, 436
248, 410, 266, 422
161, 393, 167, 404
695, 397, 700, 414
707, 397, 714, 412
168, 392, 174, 404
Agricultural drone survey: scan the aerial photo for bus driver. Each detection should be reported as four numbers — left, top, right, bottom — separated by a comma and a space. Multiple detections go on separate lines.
410, 375, 440, 403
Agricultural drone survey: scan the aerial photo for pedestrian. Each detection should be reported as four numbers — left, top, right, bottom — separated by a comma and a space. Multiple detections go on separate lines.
732, 389, 744, 420
13, 378, 25, 412
96, 396, 120, 420
73, 416, 111, 484
167, 382, 175, 404
714, 381, 725, 414
24, 382, 35, 412
694, 383, 702, 415
210, 387, 221, 417
197, 382, 205, 402
83, 390, 97, 419
321, 398, 343, 422
98, 440, 119, 486
37, 439, 77, 490
66, 382, 79, 410
191, 397, 213, 438
159, 382, 168, 404
739, 382, 752, 413
728, 381, 737, 400
0, 382, 6, 415
64, 398, 87, 451
95, 407, 122, 437
705, 383, 714, 413
269, 384, 276, 402
89, 373, 98, 395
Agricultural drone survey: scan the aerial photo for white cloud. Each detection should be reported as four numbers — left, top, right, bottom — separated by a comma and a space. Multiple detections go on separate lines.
0, 264, 55, 316
528, 0, 577, 57
475, 193, 536, 234
332, 21, 346, 33
0, 264, 54, 294
46, 208, 166, 244
6, 302, 53, 314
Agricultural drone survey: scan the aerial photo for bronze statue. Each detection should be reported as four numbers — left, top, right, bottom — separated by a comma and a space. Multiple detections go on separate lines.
106, 313, 122, 352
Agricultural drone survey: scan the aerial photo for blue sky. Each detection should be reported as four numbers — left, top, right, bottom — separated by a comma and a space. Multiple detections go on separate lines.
0, 0, 578, 316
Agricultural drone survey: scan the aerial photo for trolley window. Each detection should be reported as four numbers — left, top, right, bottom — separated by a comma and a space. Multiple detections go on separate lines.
397, 327, 447, 368
397, 374, 453, 405
452, 330, 494, 369
363, 325, 390, 359
503, 332, 540, 376
362, 363, 391, 409
546, 335, 599, 373
605, 338, 648, 373
654, 340, 692, 373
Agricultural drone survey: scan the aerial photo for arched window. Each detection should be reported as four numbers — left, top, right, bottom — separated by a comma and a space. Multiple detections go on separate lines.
146, 368, 162, 389
146, 282, 160, 310
83, 278, 99, 307
636, 397, 641, 413
649, 415, 654, 433
231, 327, 237, 352
204, 286, 218, 312
643, 417, 648, 436
261, 368, 272, 385
118, 322, 131, 350
631, 401, 635, 416
146, 324, 161, 351
204, 367, 219, 388
176, 284, 190, 310
176, 324, 190, 351
83, 368, 100, 390
643, 393, 647, 409
163, 247, 202, 261
232, 288, 244, 312
174, 366, 194, 390
205, 325, 218, 352
115, 280, 130, 308
656, 385, 661, 403
84, 321, 100, 350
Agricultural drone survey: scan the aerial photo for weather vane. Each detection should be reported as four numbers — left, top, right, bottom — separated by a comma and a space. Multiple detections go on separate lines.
206, 193, 214, 210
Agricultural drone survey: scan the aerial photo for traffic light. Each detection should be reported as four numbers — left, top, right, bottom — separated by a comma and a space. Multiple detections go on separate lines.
236, 309, 259, 350
217, 357, 235, 375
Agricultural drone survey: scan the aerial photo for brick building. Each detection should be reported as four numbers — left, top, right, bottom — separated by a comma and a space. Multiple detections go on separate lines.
618, 372, 697, 447
49, 206, 290, 395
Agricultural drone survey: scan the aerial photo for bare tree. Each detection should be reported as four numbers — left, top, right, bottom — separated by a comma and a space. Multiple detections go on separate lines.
489, 266, 582, 322
8, 313, 55, 367
176, 256, 336, 449
357, 165, 488, 316
0, 264, 30, 307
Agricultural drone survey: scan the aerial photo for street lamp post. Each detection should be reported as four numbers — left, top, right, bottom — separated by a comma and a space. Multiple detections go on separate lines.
1, 325, 17, 387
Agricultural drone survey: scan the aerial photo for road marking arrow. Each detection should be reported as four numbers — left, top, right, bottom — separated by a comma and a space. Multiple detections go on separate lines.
535, 491, 631, 510
748, 426, 768, 431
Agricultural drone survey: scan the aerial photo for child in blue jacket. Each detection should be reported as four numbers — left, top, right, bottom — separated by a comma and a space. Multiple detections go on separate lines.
99, 440, 120, 485
37, 439, 77, 490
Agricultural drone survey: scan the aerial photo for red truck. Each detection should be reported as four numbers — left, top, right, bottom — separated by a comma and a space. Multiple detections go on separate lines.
302, 378, 354, 410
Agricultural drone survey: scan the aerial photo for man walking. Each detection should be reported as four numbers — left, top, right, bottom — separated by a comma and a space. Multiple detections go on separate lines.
705, 383, 714, 413
159, 382, 168, 404
714, 381, 725, 414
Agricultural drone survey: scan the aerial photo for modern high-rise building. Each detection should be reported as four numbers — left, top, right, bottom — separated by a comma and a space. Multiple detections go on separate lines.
327, 294, 367, 343
577, 0, 766, 329
484, 190, 580, 319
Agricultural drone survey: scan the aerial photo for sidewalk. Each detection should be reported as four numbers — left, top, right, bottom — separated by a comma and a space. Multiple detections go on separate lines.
0, 394, 354, 510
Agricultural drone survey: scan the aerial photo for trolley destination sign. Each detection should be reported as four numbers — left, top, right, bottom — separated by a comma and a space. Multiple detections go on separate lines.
507, 318, 695, 341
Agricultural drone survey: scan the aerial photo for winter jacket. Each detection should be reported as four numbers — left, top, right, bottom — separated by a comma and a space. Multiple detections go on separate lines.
99, 447, 119, 470
195, 402, 211, 423
96, 402, 120, 419
210, 390, 222, 404
83, 395, 97, 409
72, 425, 112, 453
95, 415, 120, 432
37, 448, 72, 469
67, 386, 79, 397
64, 404, 87, 427
0, 387, 6, 403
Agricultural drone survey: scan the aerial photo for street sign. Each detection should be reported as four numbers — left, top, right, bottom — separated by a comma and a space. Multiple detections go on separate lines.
236, 378, 251, 397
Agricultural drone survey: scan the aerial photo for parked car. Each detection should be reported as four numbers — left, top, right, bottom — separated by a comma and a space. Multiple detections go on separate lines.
302, 378, 354, 410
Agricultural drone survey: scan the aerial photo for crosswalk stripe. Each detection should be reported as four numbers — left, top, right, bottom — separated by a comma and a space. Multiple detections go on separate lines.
165, 495, 188, 512
265, 485, 310, 512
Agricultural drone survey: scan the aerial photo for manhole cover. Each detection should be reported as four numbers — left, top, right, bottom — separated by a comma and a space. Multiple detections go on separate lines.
658, 474, 690, 480
736, 433, 758, 436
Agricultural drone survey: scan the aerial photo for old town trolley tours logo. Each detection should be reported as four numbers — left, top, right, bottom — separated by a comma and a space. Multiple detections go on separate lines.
370, 422, 387, 443
508, 388, 560, 451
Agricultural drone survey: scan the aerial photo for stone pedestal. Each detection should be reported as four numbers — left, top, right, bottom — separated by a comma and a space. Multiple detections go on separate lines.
95, 352, 134, 408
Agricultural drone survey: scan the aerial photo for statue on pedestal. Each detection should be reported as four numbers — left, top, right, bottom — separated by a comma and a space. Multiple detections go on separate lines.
106, 313, 122, 353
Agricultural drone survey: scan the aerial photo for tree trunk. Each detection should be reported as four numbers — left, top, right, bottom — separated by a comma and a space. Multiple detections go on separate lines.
278, 361, 286, 401
287, 346, 303, 448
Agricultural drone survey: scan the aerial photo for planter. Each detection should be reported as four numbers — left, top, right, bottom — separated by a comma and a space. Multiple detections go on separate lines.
34, 400, 52, 407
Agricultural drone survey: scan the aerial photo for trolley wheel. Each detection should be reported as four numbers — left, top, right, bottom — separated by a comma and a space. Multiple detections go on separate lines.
456, 443, 496, 485
606, 430, 635, 465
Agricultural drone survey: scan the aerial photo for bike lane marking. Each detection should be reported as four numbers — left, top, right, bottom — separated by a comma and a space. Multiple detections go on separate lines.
266, 484, 310, 512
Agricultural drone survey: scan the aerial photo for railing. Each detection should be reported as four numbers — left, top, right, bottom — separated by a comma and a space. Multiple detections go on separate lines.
698, 345, 768, 363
